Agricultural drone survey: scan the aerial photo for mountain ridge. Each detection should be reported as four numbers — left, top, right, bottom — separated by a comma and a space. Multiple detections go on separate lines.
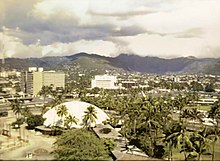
1, 53, 219, 74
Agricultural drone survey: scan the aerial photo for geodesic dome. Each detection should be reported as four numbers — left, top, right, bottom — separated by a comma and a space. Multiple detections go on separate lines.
43, 101, 109, 128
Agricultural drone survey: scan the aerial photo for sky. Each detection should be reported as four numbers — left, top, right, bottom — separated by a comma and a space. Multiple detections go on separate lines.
0, 0, 220, 58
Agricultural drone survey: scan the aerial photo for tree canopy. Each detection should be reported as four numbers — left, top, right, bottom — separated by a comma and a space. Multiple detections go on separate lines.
26, 114, 45, 129
204, 83, 215, 92
53, 128, 109, 160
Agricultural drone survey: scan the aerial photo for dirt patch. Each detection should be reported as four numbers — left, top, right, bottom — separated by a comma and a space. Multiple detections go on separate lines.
34, 148, 49, 155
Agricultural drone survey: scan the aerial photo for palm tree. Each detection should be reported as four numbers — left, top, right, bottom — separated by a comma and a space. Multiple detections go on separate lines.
82, 105, 97, 130
130, 97, 143, 136
139, 97, 162, 157
174, 94, 187, 121
38, 85, 53, 103
10, 99, 22, 120
208, 125, 220, 161
181, 108, 204, 130
180, 109, 191, 122
118, 96, 140, 138
64, 115, 78, 129
190, 92, 199, 107
120, 113, 131, 144
38, 85, 53, 115
208, 101, 220, 161
51, 92, 66, 107
56, 104, 68, 126
166, 122, 194, 160
21, 106, 32, 118
164, 122, 180, 161
189, 108, 204, 129
208, 102, 220, 122
190, 127, 211, 161
155, 97, 173, 128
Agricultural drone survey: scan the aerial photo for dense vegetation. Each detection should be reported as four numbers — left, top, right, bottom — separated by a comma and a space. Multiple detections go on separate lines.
26, 114, 45, 129
53, 129, 109, 160
81, 89, 220, 160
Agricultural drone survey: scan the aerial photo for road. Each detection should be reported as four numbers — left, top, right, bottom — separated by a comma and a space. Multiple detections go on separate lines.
0, 110, 56, 160
1, 133, 55, 160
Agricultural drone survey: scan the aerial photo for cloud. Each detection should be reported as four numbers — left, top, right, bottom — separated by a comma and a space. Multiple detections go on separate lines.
40, 40, 119, 57
17, 24, 114, 45
174, 28, 204, 38
202, 46, 220, 58
88, 7, 156, 19
0, 0, 220, 58
0, 0, 41, 30
134, 0, 220, 34
1, 31, 120, 58
0, 32, 42, 58
115, 32, 220, 58
145, 28, 205, 38
1, 0, 145, 45
112, 25, 146, 37
0, 2, 81, 45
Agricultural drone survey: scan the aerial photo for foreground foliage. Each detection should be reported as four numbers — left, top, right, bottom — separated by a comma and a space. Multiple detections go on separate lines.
53, 129, 109, 160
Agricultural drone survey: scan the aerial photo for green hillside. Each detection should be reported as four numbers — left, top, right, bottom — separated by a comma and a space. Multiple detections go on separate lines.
59, 57, 123, 75
0, 53, 220, 74
204, 59, 220, 75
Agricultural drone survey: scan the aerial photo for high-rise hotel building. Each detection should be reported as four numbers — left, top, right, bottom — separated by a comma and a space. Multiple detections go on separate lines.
21, 67, 65, 95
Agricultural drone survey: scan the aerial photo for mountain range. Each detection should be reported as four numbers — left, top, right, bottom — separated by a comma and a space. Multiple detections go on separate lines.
1, 53, 220, 74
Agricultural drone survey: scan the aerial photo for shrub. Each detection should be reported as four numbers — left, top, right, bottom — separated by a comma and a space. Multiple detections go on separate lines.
26, 115, 45, 129
53, 129, 109, 160
102, 138, 116, 151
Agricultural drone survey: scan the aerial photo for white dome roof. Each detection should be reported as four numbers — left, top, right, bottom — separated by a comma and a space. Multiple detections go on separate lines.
43, 101, 109, 128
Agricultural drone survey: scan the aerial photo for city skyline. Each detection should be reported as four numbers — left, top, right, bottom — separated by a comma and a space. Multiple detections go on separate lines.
0, 0, 220, 59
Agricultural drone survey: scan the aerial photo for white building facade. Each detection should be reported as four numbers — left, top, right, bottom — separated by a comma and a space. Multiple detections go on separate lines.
91, 75, 117, 89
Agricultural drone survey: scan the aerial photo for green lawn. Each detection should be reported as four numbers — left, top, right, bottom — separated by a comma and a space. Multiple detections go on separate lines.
185, 105, 211, 111
197, 105, 211, 111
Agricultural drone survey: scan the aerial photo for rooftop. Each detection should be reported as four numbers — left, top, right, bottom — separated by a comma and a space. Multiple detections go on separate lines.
93, 124, 150, 161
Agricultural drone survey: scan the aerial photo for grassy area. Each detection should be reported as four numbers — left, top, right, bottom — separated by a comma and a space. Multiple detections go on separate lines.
171, 140, 220, 160
185, 105, 211, 111
197, 105, 211, 111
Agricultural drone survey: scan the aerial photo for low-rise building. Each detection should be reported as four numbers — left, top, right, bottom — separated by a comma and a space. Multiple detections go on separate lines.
91, 75, 118, 89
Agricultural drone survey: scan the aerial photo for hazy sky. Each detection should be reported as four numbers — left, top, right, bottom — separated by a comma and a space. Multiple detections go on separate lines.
0, 0, 220, 58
